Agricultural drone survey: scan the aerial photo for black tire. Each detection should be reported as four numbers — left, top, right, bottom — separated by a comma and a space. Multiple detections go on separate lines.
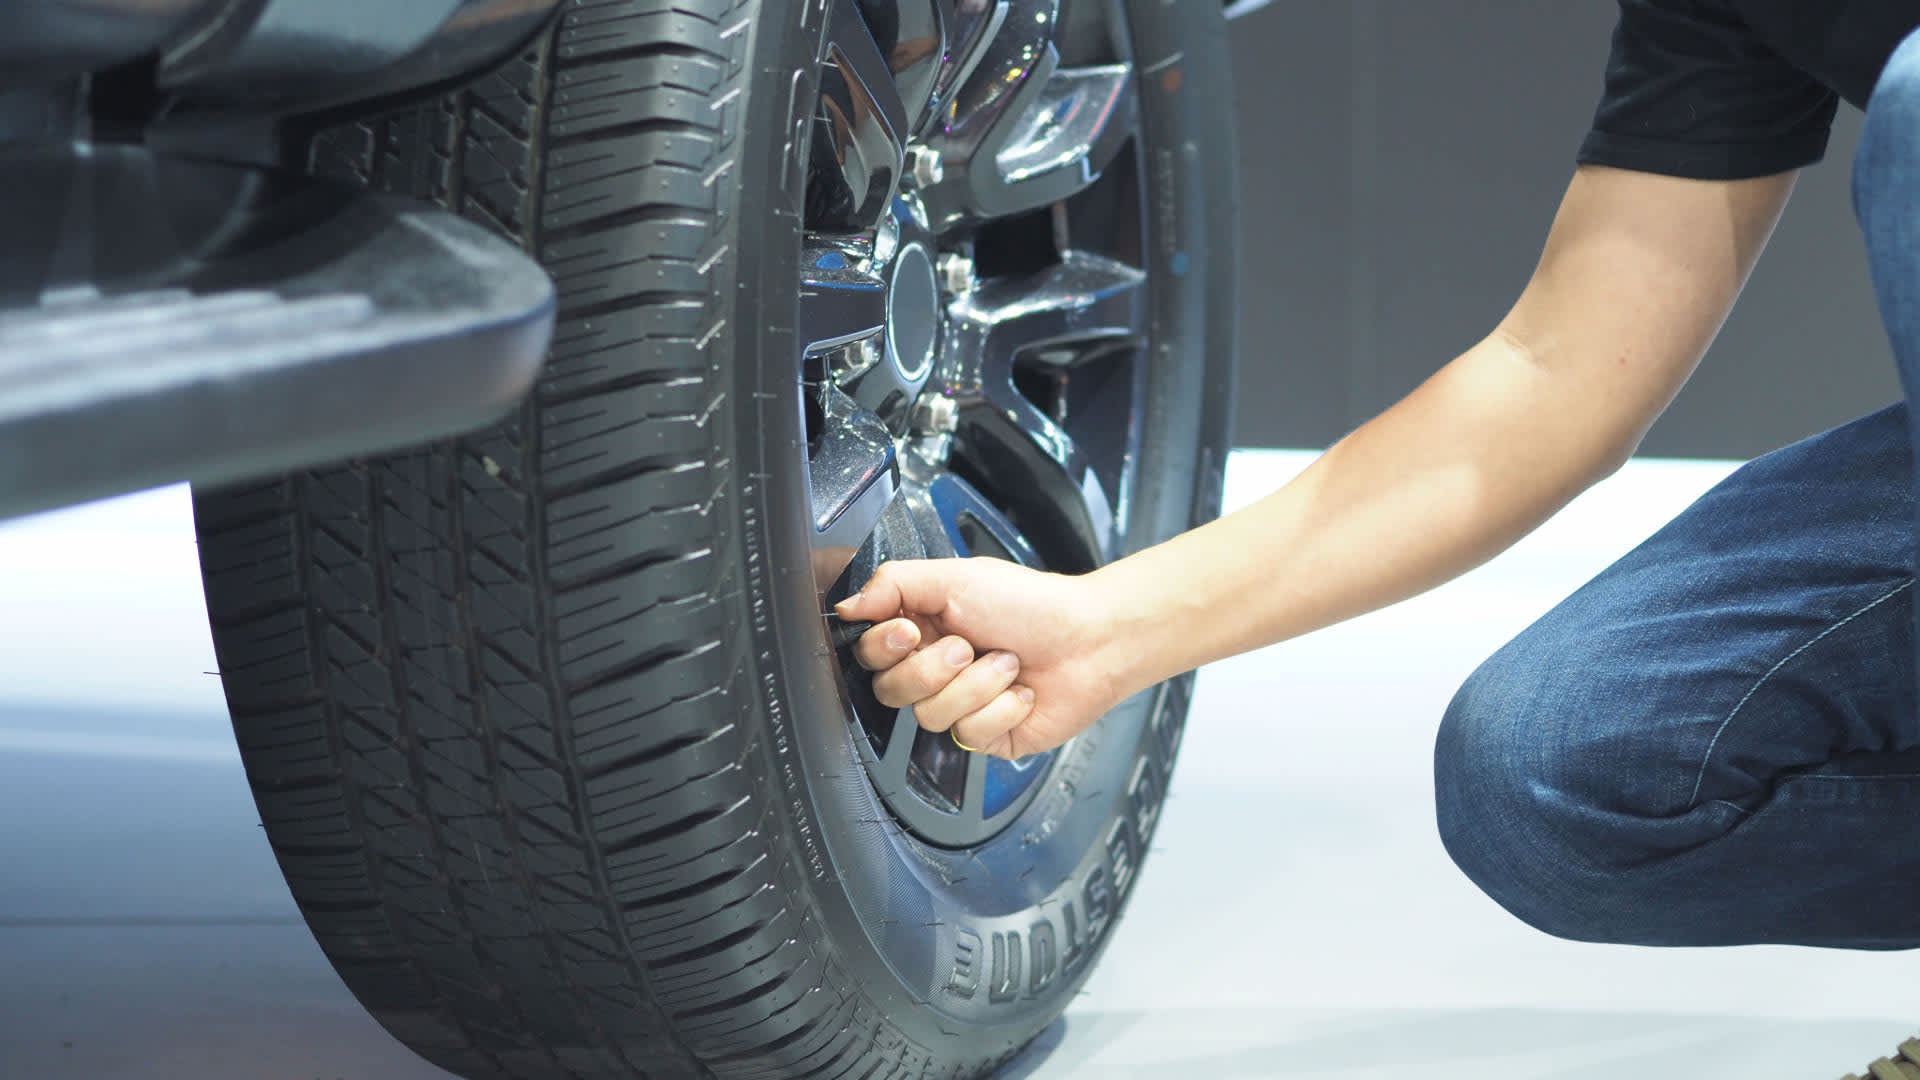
192, 0, 1237, 1075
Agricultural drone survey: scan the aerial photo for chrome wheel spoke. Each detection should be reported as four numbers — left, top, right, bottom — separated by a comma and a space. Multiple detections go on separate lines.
915, 0, 1137, 227
908, 471, 1040, 564
928, 0, 1059, 150
928, 0, 1010, 116
809, 387, 898, 558
989, 63, 1134, 205
964, 381, 1116, 566
947, 250, 1145, 400
800, 242, 887, 353
883, 0, 947, 133
943, 251, 1145, 567
815, 0, 913, 230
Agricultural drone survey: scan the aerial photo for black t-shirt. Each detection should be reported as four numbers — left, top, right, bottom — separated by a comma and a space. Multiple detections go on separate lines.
1578, 0, 1920, 179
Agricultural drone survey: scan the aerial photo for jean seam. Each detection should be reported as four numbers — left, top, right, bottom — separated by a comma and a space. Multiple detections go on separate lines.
1707, 798, 1751, 817
1687, 578, 1914, 808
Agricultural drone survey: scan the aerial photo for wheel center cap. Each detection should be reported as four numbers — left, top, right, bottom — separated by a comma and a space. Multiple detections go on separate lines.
885, 242, 939, 384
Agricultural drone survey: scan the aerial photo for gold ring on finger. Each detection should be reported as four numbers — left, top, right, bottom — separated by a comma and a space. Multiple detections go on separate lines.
951, 729, 985, 754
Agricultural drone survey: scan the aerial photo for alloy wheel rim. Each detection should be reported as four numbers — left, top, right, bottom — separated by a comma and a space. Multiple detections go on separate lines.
798, 0, 1150, 849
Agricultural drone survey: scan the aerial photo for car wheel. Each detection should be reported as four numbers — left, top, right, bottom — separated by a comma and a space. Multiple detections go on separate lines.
192, 0, 1237, 1074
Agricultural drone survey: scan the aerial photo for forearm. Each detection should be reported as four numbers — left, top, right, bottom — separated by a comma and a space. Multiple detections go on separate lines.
1075, 166, 1794, 702
1087, 331, 1637, 696
842, 167, 1792, 761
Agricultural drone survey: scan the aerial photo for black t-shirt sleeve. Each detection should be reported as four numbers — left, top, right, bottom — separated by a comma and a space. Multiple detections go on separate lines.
1578, 0, 1841, 180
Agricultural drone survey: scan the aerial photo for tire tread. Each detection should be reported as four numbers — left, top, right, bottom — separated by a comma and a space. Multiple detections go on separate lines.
193, 0, 1171, 1074
192, 2, 920, 1076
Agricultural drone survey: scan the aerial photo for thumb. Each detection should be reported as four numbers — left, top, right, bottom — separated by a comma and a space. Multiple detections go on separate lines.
836, 558, 970, 622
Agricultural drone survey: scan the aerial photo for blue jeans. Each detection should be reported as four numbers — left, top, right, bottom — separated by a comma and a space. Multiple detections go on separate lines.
1432, 34, 1920, 951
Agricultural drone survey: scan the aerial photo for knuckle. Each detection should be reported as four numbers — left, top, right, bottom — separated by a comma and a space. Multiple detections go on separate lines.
926, 641, 963, 671
958, 689, 998, 720
990, 698, 1026, 729
961, 695, 1009, 731
927, 685, 989, 731
971, 671, 1011, 702
907, 667, 949, 700
873, 671, 915, 707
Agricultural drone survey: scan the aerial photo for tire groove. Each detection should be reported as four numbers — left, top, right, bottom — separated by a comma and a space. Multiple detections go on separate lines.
617, 852, 763, 911
203, 594, 305, 631
703, 977, 827, 1050
669, 970, 792, 1023
539, 452, 689, 501
564, 637, 722, 697
650, 915, 769, 969
549, 546, 709, 599
225, 693, 328, 719
581, 725, 728, 781
539, 204, 713, 247
599, 795, 748, 856
558, 41, 724, 67
519, 29, 714, 1073
251, 772, 344, 794
534, 366, 704, 406
626, 850, 775, 926
450, 363, 601, 1080
807, 1024, 870, 1080
705, 1005, 830, 1067
371, 459, 535, 1073
289, 468, 480, 1067
559, 288, 705, 321
600, 756, 744, 818
546, 115, 717, 150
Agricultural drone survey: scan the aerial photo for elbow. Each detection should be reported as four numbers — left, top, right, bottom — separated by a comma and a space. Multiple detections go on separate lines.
1582, 434, 1638, 489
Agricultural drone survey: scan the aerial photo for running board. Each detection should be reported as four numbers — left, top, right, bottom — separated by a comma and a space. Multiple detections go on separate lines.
0, 143, 554, 521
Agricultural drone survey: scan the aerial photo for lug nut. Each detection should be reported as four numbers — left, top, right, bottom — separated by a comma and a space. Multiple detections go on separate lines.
937, 253, 974, 296
912, 394, 959, 435
906, 146, 945, 187
831, 335, 883, 383
873, 213, 901, 265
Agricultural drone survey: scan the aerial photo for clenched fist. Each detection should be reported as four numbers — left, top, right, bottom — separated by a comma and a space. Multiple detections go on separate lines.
835, 558, 1128, 760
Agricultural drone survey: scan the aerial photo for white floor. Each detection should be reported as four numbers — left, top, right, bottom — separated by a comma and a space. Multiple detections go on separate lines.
0, 451, 1911, 1079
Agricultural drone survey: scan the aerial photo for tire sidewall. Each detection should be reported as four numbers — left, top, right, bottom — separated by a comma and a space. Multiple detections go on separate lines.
722, 0, 1237, 1061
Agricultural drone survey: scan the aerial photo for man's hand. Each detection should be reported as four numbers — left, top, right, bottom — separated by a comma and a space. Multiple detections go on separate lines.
835, 558, 1126, 760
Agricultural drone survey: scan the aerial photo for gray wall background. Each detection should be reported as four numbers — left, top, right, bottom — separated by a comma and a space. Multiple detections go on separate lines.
1225, 1, 1902, 458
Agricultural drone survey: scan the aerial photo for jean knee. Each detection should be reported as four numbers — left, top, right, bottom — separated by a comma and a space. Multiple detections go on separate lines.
1875, 25, 1920, 117
1434, 648, 1657, 945
1854, 27, 1920, 223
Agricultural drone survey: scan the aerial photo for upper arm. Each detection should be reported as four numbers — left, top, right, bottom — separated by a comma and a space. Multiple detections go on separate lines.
1493, 162, 1797, 462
